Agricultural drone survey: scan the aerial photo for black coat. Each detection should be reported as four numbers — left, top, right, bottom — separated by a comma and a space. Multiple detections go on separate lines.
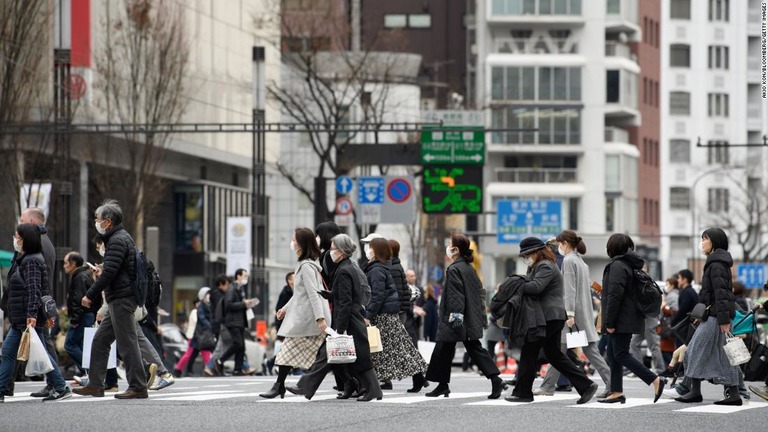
331, 258, 373, 373
364, 260, 399, 319
86, 224, 136, 303
490, 275, 546, 348
224, 284, 248, 328
699, 249, 736, 325
601, 252, 645, 334
209, 287, 227, 335
389, 257, 411, 314
436, 258, 487, 342
67, 266, 95, 325
671, 284, 699, 327
521, 260, 566, 322
274, 285, 294, 331
6, 253, 49, 328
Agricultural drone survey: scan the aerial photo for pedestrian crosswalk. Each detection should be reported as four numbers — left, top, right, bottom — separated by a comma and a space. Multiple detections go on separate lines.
6, 378, 767, 414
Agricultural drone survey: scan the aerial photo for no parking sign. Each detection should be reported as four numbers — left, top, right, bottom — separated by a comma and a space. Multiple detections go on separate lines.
381, 176, 415, 224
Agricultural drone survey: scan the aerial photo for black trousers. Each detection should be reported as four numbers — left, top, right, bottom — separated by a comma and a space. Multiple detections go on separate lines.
514, 320, 593, 399
220, 326, 245, 372
297, 341, 351, 397
426, 339, 499, 384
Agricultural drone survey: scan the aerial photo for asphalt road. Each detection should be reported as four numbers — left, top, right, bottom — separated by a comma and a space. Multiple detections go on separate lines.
2, 371, 767, 432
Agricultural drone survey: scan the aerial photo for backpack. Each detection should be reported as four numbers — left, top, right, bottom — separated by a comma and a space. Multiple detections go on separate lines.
145, 260, 163, 309
40, 295, 57, 319
133, 248, 150, 307
214, 295, 227, 324
350, 262, 372, 307
633, 269, 662, 317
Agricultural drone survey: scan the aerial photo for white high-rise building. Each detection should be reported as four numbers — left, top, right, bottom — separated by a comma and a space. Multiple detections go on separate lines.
660, 0, 768, 278
476, 0, 655, 283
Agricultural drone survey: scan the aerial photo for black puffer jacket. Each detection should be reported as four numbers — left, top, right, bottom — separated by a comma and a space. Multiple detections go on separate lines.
6, 253, 49, 329
364, 260, 399, 319
601, 252, 645, 334
698, 249, 736, 325
436, 258, 487, 342
86, 224, 136, 303
224, 283, 248, 328
390, 257, 411, 314
67, 266, 95, 325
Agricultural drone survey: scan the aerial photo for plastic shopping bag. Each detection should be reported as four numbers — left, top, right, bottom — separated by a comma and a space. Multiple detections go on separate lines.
325, 328, 357, 364
25, 327, 53, 376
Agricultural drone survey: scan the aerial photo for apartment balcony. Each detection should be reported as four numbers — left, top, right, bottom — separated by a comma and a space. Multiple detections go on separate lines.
605, 41, 635, 62
605, 0, 640, 35
488, 0, 584, 27
494, 37, 578, 54
748, 8, 761, 36
494, 167, 578, 183
748, 56, 761, 83
747, 102, 763, 131
605, 69, 640, 122
605, 127, 630, 144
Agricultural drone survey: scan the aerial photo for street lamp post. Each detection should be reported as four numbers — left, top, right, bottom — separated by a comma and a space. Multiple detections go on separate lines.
689, 167, 729, 278
252, 46, 267, 320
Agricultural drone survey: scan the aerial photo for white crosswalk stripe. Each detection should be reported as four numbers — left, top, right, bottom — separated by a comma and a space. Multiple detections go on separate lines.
577, 398, 675, 409
675, 401, 768, 414
466, 393, 579, 406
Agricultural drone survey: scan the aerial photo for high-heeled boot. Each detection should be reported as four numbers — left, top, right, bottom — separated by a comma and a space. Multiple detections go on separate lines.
714, 385, 742, 406
675, 378, 703, 403
357, 369, 383, 402
259, 382, 286, 399
407, 373, 428, 393
337, 377, 360, 399
425, 382, 450, 397
488, 375, 507, 399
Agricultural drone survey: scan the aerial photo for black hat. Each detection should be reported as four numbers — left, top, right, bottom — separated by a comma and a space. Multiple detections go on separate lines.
519, 237, 546, 256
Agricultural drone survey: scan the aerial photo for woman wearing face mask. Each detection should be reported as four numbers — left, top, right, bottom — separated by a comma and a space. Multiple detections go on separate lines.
504, 236, 598, 403
425, 232, 506, 399
363, 238, 428, 393
0, 224, 72, 402
533, 230, 612, 399
598, 233, 665, 404
674, 228, 742, 405
260, 227, 331, 399
287, 234, 383, 401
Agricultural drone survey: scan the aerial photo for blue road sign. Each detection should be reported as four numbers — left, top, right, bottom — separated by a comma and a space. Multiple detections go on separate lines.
429, 265, 444, 282
358, 177, 385, 204
737, 263, 767, 289
497, 199, 562, 244
336, 176, 353, 195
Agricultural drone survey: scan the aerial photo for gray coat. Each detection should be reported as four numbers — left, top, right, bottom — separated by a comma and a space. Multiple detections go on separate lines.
521, 260, 566, 323
560, 252, 599, 343
278, 260, 331, 338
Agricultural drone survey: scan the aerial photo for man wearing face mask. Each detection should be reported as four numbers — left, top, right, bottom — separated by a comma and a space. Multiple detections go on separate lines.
234, 268, 249, 298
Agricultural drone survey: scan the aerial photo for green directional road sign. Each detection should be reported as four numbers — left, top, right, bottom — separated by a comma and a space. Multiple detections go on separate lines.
421, 126, 485, 165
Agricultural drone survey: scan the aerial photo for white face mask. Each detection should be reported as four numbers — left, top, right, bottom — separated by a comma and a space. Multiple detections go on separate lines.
95, 220, 107, 235
316, 236, 321, 247
12, 237, 22, 253
445, 246, 457, 258
290, 240, 297, 253
240, 278, 249, 285
523, 256, 534, 267
98, 245, 105, 257
330, 249, 342, 262
365, 247, 374, 261
558, 246, 565, 256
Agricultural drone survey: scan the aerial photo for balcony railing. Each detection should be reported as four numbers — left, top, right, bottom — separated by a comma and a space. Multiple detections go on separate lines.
605, 127, 629, 143
605, 41, 633, 61
491, 0, 582, 16
748, 102, 762, 119
495, 167, 578, 183
495, 37, 577, 54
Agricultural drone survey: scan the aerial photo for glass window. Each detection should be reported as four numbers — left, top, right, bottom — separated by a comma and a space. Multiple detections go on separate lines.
606, 70, 619, 103
553, 110, 567, 144
670, 44, 690, 67
492, 67, 504, 100
669, 91, 690, 115
670, 187, 691, 210
707, 140, 730, 164
606, 0, 620, 15
554, 68, 567, 100
605, 198, 615, 232
670, 0, 691, 19
568, 67, 580, 100
709, 0, 729, 22
539, 108, 552, 143
707, 188, 729, 212
606, 155, 620, 191
539, 67, 552, 100
409, 14, 431, 28
384, 14, 407, 28
522, 67, 535, 99
669, 139, 690, 163
506, 67, 520, 99
707, 93, 729, 117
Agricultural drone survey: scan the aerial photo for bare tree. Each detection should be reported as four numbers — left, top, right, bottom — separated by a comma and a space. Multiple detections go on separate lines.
0, 1, 58, 225
89, 0, 189, 247
701, 172, 768, 263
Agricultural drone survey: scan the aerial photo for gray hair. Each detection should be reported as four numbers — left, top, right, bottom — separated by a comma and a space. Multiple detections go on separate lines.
22, 207, 46, 225
95, 199, 123, 225
332, 234, 356, 257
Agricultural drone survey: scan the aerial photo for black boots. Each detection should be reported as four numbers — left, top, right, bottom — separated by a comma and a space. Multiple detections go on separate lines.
488, 375, 507, 399
357, 369, 383, 402
425, 382, 450, 398
337, 377, 360, 399
259, 383, 286, 399
407, 373, 429, 393
675, 378, 703, 403
714, 386, 742, 406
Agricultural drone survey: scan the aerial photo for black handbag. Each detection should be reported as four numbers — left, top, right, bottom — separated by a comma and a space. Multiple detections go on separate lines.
743, 343, 768, 382
196, 329, 217, 351
671, 316, 696, 346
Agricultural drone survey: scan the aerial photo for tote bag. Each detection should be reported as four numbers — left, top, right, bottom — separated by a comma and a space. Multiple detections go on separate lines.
565, 325, 589, 349
83, 326, 117, 369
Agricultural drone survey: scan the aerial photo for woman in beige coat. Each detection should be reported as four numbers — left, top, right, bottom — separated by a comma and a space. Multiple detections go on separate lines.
260, 227, 331, 398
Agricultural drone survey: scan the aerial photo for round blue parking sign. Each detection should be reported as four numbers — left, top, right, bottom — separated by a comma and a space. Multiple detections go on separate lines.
387, 178, 411, 203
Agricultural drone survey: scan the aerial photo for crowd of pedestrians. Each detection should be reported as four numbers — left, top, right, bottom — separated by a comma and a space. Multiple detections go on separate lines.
2, 205, 768, 406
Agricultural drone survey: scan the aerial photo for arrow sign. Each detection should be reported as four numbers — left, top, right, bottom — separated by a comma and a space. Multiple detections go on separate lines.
336, 176, 353, 195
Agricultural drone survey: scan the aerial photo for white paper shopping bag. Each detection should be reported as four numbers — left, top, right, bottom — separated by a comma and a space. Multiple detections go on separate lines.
83, 326, 117, 369
565, 326, 589, 349
418, 341, 436, 363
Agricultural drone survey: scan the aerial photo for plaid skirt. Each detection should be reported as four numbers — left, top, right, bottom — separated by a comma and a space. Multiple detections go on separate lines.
371, 313, 427, 381
275, 334, 325, 370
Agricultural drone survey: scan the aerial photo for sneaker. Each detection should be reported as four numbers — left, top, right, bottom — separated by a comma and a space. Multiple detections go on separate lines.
149, 373, 175, 391
663, 387, 681, 399
73, 375, 84, 385
74, 377, 90, 387
42, 387, 72, 402
750, 385, 768, 402
203, 367, 218, 377
532, 387, 555, 396
104, 386, 120, 393
30, 385, 53, 398
145, 363, 158, 389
